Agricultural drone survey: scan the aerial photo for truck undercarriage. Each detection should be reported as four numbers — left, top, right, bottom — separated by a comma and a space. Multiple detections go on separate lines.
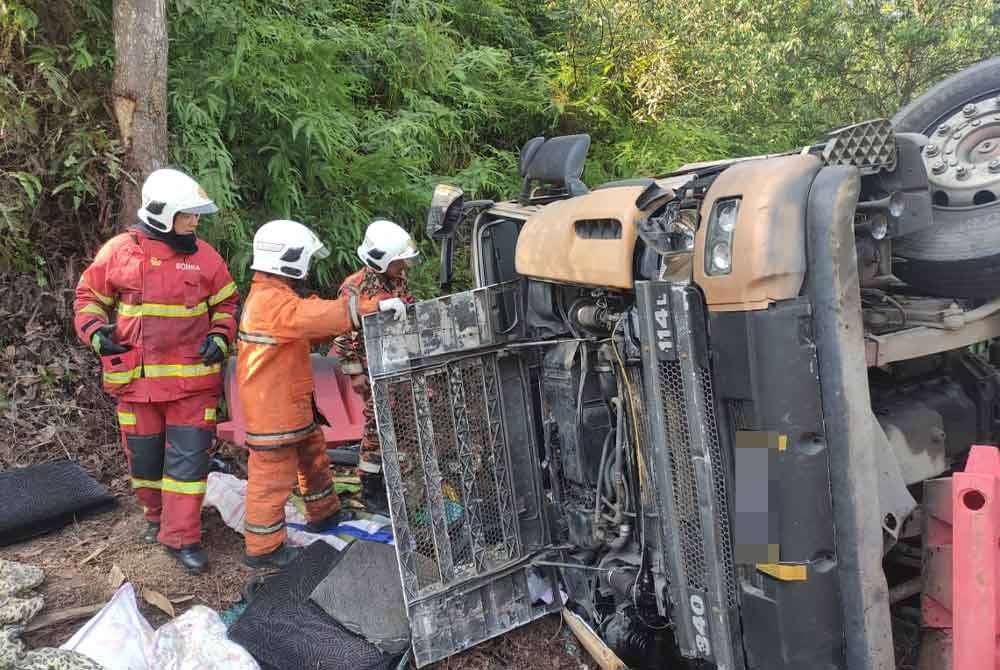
361, 58, 1000, 669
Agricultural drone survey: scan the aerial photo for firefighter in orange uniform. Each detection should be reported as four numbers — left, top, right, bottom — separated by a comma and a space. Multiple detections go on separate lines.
236, 219, 402, 568
333, 219, 417, 516
73, 168, 239, 575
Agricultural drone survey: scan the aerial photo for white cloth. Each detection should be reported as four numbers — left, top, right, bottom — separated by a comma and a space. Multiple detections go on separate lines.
148, 606, 258, 670
61, 583, 152, 670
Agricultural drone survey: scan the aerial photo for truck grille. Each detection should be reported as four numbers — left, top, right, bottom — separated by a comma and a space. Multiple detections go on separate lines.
636, 281, 741, 669
364, 285, 560, 667
374, 354, 522, 598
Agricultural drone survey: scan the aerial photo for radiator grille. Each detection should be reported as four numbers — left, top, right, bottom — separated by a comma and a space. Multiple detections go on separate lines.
658, 359, 707, 591
376, 353, 522, 601
698, 368, 738, 607
636, 281, 741, 669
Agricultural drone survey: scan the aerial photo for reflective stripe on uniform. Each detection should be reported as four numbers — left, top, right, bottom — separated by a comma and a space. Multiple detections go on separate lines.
237, 330, 277, 345
161, 477, 207, 495
246, 422, 316, 444
204, 407, 217, 422
245, 520, 285, 535
117, 302, 208, 318
104, 363, 221, 384
117, 411, 137, 426
79, 304, 109, 318
208, 281, 237, 306
144, 363, 221, 378
104, 367, 143, 384
211, 312, 234, 322
302, 483, 334, 503
89, 287, 115, 305
132, 478, 162, 490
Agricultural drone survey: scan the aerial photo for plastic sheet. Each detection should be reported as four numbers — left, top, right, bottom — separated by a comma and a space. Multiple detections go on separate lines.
203, 473, 393, 551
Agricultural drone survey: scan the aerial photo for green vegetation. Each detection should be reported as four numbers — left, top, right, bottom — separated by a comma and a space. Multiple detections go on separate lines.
2, 0, 998, 296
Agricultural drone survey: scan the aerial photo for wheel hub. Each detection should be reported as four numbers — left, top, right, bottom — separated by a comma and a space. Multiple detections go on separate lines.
922, 96, 1000, 206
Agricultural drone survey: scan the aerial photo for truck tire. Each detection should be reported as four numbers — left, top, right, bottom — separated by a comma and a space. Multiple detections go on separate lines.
891, 57, 1000, 298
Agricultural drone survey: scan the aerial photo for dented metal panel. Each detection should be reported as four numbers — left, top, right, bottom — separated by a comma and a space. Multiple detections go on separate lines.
365, 285, 559, 667
364, 282, 523, 378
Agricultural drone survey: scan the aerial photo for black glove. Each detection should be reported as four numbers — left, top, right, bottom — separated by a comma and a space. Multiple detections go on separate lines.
199, 334, 228, 365
91, 324, 129, 355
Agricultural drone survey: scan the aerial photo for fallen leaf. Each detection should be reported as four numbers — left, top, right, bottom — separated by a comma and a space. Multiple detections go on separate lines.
169, 594, 195, 604
108, 564, 126, 588
142, 588, 176, 618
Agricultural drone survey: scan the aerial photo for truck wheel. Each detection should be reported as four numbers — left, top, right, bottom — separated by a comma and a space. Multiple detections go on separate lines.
891, 57, 1000, 298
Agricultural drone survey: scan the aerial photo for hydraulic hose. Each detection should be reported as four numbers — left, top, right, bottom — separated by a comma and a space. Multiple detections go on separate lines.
593, 423, 615, 539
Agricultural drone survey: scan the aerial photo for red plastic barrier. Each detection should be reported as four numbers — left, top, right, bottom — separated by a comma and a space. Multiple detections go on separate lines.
953, 445, 1000, 670
216, 354, 365, 449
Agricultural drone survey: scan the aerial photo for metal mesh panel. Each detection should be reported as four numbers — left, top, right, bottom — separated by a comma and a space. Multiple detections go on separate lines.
426, 371, 476, 579
386, 378, 442, 592
697, 368, 738, 607
376, 353, 523, 598
657, 359, 707, 591
822, 118, 897, 175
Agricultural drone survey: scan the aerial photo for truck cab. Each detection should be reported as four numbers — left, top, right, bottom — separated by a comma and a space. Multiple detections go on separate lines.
362, 59, 1000, 669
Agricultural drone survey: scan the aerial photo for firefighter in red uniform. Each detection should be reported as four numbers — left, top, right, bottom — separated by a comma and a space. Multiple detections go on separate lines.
333, 219, 417, 516
73, 168, 239, 575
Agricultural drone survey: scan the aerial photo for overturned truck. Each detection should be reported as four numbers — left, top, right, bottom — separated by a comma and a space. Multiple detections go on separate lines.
361, 58, 1000, 669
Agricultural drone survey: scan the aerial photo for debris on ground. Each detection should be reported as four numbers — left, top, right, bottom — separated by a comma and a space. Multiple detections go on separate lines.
228, 542, 398, 670
0, 558, 104, 670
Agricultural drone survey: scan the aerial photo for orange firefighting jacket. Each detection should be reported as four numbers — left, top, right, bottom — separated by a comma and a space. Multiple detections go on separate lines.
74, 228, 239, 401
235, 272, 381, 448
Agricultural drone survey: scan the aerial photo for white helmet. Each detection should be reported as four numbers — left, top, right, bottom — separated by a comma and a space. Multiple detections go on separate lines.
137, 168, 218, 233
250, 220, 329, 279
357, 219, 419, 273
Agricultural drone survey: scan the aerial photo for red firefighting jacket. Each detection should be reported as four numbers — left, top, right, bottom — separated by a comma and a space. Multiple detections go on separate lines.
73, 228, 239, 401
235, 272, 383, 449
331, 268, 414, 376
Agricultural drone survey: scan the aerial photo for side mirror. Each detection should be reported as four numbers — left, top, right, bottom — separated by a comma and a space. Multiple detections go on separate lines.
426, 184, 465, 240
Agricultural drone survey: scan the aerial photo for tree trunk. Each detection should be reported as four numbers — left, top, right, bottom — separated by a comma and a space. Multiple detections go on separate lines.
112, 0, 168, 229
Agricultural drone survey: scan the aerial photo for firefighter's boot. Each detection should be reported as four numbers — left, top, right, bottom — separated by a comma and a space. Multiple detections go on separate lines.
361, 473, 390, 517
140, 521, 161, 544
243, 543, 301, 570
305, 508, 356, 533
165, 544, 208, 575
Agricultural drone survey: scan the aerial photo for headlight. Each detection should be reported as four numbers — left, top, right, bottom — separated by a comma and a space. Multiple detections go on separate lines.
705, 197, 740, 276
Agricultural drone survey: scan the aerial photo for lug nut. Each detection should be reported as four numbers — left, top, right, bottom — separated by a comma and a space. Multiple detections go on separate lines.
938, 123, 951, 135
990, 159, 1000, 174
964, 104, 978, 116
932, 161, 947, 174
956, 165, 970, 180
973, 119, 983, 127
926, 144, 940, 157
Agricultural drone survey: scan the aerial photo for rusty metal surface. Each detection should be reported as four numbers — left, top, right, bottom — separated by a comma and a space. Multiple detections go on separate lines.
364, 282, 523, 378
865, 312, 1000, 367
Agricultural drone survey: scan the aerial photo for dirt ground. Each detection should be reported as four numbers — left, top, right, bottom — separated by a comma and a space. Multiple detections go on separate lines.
2, 492, 594, 670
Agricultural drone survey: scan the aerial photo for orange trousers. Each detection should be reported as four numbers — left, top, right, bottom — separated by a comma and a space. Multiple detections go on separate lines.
244, 428, 340, 556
